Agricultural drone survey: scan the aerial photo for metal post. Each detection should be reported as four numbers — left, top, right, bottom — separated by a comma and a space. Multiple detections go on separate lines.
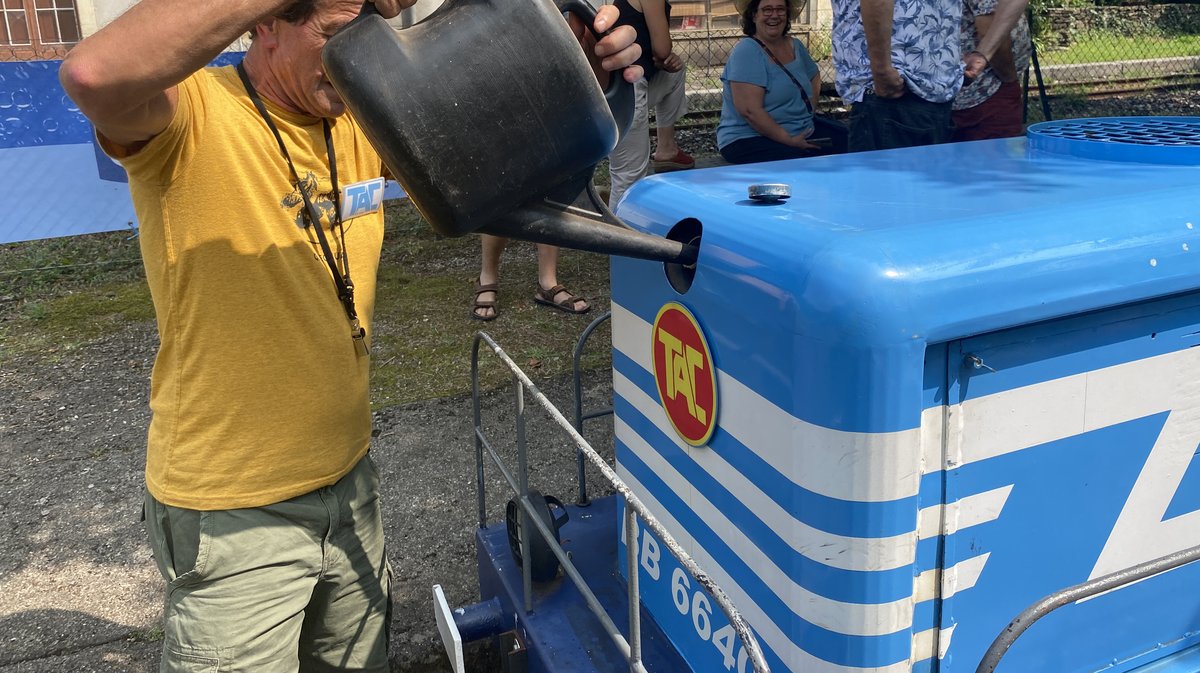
572, 311, 613, 505
471, 335, 487, 529
516, 379, 532, 613
1028, 7, 1052, 122
625, 505, 643, 671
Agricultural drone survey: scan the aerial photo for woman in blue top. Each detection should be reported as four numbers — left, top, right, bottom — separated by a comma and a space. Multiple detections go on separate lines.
717, 0, 823, 164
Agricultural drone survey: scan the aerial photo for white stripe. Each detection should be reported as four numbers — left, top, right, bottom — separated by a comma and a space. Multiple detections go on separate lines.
920, 404, 945, 475
618, 416, 915, 637
911, 627, 936, 663
913, 553, 991, 603
953, 347, 1200, 467
617, 370, 918, 572
1089, 366, 1200, 580
910, 624, 957, 663
618, 465, 915, 673
939, 624, 957, 660
943, 554, 989, 599
612, 302, 923, 502
916, 486, 1013, 540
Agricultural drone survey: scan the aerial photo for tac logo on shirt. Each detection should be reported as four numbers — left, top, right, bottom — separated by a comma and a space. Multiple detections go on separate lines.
340, 178, 385, 221
651, 302, 717, 447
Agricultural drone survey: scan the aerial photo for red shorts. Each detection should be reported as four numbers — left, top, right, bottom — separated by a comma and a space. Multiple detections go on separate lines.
952, 80, 1025, 142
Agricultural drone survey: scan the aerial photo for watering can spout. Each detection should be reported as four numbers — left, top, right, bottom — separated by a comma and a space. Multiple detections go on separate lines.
480, 214, 699, 266
480, 190, 699, 266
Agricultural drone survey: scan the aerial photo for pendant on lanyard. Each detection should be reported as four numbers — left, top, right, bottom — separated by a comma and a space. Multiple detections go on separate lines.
237, 62, 369, 356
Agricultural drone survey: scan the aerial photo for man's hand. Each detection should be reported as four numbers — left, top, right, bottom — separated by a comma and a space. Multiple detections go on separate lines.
654, 52, 684, 73
568, 6, 644, 84
870, 64, 905, 98
963, 50, 989, 82
369, 0, 417, 19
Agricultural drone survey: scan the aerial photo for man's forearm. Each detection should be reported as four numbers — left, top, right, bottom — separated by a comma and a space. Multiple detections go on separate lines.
860, 0, 895, 73
61, 0, 292, 121
974, 0, 1027, 62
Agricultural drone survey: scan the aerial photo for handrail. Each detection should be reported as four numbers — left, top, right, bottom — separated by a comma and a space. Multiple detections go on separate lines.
976, 543, 1200, 673
471, 330, 770, 673
572, 310, 614, 505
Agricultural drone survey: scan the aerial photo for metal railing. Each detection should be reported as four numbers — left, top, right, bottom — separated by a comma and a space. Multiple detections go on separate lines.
975, 543, 1200, 673
470, 330, 770, 673
571, 310, 614, 506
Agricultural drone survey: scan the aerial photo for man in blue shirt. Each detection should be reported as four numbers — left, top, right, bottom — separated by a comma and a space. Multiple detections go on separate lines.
831, 0, 963, 151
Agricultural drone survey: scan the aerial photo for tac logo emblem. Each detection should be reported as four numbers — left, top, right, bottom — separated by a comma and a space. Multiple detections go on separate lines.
340, 178, 386, 221
651, 302, 718, 446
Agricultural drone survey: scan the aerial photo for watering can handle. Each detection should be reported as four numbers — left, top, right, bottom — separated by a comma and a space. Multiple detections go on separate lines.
353, 0, 633, 141
554, 0, 636, 140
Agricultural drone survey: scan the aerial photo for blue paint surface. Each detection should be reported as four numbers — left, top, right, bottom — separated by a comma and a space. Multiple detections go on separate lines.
1163, 443, 1200, 521
610, 123, 1200, 673
615, 133, 1200, 432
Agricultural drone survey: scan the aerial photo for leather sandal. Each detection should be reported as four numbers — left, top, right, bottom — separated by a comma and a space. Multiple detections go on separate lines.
534, 284, 590, 314
471, 280, 499, 321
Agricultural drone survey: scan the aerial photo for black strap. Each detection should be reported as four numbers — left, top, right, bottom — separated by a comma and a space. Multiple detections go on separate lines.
752, 37, 814, 115
236, 62, 364, 341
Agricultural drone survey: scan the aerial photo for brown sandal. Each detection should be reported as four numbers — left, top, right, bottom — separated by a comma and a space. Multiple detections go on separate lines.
471, 280, 499, 321
534, 284, 590, 315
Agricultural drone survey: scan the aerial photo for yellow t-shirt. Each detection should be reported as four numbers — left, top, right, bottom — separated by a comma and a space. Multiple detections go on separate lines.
110, 66, 385, 510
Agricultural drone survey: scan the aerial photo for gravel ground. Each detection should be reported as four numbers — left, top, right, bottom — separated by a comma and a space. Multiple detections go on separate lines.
0, 315, 618, 672
2, 88, 1196, 672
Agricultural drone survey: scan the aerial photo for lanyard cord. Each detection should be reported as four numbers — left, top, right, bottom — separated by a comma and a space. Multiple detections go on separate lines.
751, 37, 814, 115
236, 61, 361, 331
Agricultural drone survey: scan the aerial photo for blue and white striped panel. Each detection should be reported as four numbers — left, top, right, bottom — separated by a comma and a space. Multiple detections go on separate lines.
612, 302, 998, 672
917, 299, 1200, 672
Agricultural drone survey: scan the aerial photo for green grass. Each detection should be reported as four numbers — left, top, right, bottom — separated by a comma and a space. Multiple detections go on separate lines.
1044, 33, 1200, 65
0, 200, 613, 407
0, 231, 148, 358
369, 203, 612, 407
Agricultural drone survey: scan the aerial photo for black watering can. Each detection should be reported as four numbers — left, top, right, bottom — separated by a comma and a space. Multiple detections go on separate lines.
321, 0, 699, 265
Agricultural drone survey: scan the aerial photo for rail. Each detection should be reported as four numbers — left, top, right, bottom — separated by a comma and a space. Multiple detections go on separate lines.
976, 543, 1200, 673
571, 310, 614, 505
471, 330, 770, 673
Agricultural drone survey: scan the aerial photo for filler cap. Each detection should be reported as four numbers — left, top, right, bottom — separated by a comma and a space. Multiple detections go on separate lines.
748, 183, 791, 202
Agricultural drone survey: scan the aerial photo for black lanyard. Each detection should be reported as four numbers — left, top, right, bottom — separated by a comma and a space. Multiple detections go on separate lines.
236, 62, 368, 354
752, 37, 814, 115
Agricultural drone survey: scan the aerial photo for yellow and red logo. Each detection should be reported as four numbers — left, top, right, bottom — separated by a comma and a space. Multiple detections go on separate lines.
651, 302, 718, 447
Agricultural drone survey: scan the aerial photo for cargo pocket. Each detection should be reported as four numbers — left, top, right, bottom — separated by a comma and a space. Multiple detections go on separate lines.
163, 647, 219, 673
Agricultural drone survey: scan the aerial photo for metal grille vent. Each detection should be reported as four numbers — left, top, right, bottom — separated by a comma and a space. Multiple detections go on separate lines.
1027, 117, 1200, 166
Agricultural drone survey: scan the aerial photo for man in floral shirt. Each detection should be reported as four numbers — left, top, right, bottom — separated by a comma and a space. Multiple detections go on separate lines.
953, 0, 1032, 140
831, 0, 963, 151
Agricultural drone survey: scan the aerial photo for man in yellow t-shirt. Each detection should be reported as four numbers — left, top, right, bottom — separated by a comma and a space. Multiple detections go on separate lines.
59, 0, 643, 668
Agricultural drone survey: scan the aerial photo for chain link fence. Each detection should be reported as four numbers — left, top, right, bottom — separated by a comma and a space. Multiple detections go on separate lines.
668, 0, 1200, 123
